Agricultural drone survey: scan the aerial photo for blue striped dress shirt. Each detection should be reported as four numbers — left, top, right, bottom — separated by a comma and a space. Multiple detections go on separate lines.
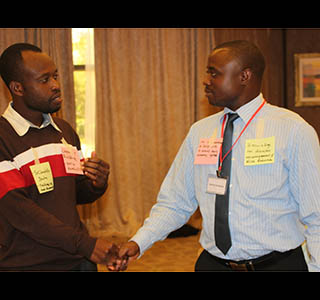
131, 94, 320, 271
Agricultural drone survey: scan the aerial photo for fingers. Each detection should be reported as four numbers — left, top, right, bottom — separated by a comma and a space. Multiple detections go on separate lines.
89, 238, 141, 271
105, 244, 122, 270
82, 158, 110, 178
119, 241, 140, 258
107, 257, 128, 272
104, 241, 140, 272
81, 151, 110, 188
89, 239, 139, 272
118, 241, 140, 263
107, 244, 131, 272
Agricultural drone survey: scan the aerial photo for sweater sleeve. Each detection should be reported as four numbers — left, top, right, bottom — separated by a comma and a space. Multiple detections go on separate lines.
0, 188, 97, 259
76, 175, 107, 204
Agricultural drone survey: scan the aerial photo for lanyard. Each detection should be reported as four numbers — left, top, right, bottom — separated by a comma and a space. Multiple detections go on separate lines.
218, 100, 266, 175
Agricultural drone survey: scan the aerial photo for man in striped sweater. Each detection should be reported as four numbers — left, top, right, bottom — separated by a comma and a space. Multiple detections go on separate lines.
0, 43, 115, 271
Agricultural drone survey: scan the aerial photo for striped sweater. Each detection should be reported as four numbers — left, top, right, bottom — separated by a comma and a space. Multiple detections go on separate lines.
0, 110, 106, 270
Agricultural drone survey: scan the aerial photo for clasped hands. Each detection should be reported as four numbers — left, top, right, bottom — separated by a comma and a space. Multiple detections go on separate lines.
90, 240, 140, 271
82, 152, 140, 271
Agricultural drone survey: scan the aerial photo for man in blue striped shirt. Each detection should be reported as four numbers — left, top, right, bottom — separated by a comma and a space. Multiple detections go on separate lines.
114, 40, 320, 271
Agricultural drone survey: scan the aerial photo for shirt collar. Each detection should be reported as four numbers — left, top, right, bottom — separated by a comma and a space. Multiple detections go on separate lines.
2, 102, 62, 136
222, 93, 265, 124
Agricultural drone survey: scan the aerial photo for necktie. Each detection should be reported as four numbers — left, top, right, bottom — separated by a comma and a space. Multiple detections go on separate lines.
214, 113, 239, 255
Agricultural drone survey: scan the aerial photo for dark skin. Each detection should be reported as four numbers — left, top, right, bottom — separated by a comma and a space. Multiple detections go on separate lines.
9, 50, 114, 266
112, 47, 264, 272
204, 48, 262, 111
10, 51, 62, 126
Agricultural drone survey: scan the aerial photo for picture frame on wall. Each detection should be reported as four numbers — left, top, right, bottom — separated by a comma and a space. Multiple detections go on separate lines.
295, 53, 320, 107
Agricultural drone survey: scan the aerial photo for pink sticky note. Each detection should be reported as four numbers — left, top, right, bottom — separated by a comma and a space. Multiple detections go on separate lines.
194, 138, 222, 165
61, 146, 84, 175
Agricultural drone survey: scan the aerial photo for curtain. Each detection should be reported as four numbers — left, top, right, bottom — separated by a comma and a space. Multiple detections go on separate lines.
0, 28, 75, 129
84, 28, 96, 158
88, 28, 217, 238
0, 29, 25, 114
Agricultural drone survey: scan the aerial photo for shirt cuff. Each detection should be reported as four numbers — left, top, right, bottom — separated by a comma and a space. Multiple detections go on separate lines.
129, 231, 155, 258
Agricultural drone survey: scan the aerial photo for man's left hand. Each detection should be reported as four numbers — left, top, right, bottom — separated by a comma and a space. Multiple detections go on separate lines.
82, 151, 110, 189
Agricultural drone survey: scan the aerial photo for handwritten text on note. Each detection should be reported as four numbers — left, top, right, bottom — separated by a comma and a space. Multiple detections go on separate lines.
244, 136, 275, 166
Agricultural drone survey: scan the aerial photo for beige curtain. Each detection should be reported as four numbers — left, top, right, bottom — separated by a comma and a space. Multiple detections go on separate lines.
0, 29, 25, 114
87, 28, 217, 238
0, 28, 75, 129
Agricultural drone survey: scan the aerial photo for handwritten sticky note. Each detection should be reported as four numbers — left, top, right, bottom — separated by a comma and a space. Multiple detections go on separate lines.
194, 138, 223, 165
244, 136, 275, 166
30, 162, 54, 194
61, 146, 84, 175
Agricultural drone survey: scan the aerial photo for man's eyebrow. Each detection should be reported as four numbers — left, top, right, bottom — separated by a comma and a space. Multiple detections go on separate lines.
36, 72, 49, 79
207, 66, 220, 72
36, 69, 58, 80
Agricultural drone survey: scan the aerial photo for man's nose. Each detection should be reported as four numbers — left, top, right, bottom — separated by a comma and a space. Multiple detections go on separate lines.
203, 74, 211, 87
51, 78, 60, 91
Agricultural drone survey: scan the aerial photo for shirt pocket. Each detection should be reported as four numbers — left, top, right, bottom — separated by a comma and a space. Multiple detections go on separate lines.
238, 151, 289, 200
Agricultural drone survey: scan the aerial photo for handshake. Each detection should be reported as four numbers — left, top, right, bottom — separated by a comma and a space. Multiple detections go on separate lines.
90, 239, 140, 271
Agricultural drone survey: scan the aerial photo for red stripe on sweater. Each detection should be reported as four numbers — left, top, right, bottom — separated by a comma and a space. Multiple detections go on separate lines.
0, 169, 26, 198
0, 154, 77, 199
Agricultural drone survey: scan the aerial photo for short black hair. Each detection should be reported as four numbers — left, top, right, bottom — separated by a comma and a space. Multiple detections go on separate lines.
213, 40, 266, 79
0, 43, 42, 89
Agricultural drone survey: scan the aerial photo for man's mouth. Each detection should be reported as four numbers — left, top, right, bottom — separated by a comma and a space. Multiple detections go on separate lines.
205, 88, 213, 95
51, 94, 62, 103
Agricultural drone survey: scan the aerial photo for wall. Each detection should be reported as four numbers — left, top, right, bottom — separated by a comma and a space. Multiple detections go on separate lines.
285, 28, 320, 137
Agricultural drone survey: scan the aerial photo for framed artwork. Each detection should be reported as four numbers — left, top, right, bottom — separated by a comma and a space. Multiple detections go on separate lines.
295, 53, 320, 107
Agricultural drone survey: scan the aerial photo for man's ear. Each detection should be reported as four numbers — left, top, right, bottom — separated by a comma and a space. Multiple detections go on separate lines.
240, 68, 253, 85
9, 81, 24, 97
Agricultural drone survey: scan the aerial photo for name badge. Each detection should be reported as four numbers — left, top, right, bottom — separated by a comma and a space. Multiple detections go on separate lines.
206, 174, 228, 195
30, 162, 54, 194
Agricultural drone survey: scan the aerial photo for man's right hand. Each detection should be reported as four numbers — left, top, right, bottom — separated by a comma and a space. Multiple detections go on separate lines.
108, 241, 140, 272
89, 238, 119, 265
